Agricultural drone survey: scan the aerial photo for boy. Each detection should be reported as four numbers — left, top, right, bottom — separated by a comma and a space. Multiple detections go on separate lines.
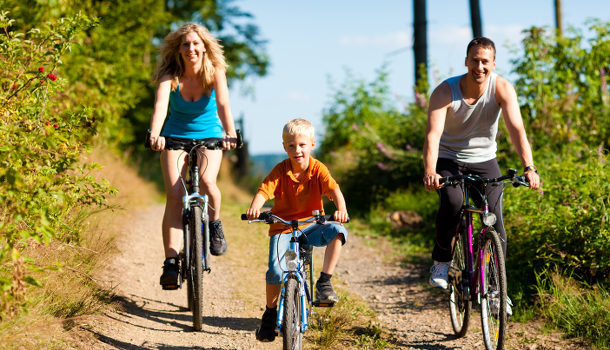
246, 118, 349, 342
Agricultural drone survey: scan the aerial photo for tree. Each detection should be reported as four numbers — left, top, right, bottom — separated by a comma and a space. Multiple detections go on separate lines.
469, 0, 483, 38
413, 0, 427, 87
555, 0, 563, 37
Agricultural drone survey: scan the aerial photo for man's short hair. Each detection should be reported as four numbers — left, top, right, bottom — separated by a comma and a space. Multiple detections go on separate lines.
283, 119, 315, 141
466, 37, 496, 59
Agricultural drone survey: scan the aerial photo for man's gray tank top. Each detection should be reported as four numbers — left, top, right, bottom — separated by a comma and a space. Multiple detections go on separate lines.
438, 72, 501, 163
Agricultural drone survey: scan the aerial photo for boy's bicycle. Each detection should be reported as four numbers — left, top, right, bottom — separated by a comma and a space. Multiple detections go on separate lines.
440, 168, 529, 350
147, 130, 243, 331
241, 211, 346, 350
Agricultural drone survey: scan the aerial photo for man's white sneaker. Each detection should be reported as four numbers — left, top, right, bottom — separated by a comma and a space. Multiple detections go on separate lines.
428, 260, 452, 289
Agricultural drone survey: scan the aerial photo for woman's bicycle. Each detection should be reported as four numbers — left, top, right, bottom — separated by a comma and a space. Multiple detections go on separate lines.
241, 211, 346, 350
147, 130, 243, 331
440, 168, 529, 350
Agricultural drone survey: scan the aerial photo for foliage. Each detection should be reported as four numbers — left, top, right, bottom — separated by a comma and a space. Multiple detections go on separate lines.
0, 12, 116, 320
2, 0, 269, 188
508, 21, 610, 154
318, 67, 428, 214
504, 146, 610, 290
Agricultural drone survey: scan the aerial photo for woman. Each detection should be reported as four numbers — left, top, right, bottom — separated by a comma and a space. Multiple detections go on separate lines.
148, 23, 238, 289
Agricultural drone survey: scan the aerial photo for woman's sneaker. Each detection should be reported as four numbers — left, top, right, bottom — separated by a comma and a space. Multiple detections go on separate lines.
255, 306, 277, 342
209, 220, 227, 255
159, 258, 180, 290
429, 260, 452, 289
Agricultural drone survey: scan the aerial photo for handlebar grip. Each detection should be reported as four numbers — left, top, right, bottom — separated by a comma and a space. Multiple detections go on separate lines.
325, 214, 350, 223
236, 129, 244, 149
241, 212, 271, 220
241, 214, 248, 220
144, 129, 152, 149
439, 178, 446, 184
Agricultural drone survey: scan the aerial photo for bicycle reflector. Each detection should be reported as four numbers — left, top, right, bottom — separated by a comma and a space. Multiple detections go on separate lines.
483, 212, 497, 226
285, 249, 298, 271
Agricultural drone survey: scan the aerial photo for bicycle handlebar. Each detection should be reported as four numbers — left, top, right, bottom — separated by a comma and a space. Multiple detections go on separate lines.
240, 212, 349, 225
439, 168, 530, 188
145, 129, 244, 150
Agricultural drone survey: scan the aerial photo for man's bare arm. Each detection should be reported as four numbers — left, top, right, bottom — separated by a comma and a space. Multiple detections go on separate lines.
423, 82, 451, 191
496, 76, 540, 190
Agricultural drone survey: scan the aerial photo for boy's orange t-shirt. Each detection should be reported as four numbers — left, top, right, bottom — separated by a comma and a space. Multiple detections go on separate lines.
257, 156, 339, 236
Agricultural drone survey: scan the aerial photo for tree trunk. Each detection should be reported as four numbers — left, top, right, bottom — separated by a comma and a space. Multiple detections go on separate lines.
555, 0, 563, 37
413, 0, 427, 87
469, 0, 483, 38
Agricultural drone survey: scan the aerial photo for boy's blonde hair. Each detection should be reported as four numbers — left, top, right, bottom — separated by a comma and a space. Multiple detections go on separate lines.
282, 119, 315, 142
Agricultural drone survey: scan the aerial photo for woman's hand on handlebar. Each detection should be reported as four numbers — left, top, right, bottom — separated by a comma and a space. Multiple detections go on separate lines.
246, 207, 261, 221
222, 133, 238, 150
332, 210, 349, 223
423, 172, 442, 191
150, 134, 166, 152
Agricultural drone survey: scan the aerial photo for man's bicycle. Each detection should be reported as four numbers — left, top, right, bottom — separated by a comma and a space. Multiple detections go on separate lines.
148, 130, 243, 331
440, 168, 528, 350
241, 211, 346, 350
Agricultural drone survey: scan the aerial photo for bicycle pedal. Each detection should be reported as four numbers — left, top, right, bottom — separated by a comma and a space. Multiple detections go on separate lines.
313, 301, 335, 308
161, 284, 181, 290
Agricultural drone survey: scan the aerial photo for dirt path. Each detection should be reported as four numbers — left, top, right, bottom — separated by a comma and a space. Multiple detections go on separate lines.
85, 196, 590, 349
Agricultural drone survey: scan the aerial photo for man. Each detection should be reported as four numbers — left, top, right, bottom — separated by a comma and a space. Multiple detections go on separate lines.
422, 37, 540, 315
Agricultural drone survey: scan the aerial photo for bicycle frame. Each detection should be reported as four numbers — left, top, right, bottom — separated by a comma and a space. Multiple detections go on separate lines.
182, 150, 211, 273
457, 183, 493, 302
276, 230, 312, 334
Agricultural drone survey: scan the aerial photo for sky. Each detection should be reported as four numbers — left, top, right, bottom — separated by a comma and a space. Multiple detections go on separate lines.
227, 0, 610, 155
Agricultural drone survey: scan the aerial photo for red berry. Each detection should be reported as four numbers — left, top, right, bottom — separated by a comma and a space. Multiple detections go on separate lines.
40, 80, 45, 84
46, 122, 50, 126
53, 123, 58, 128
12, 84, 17, 89
38, 67, 44, 73
92, 117, 96, 122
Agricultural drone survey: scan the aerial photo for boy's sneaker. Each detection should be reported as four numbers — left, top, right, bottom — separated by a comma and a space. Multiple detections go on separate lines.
255, 307, 277, 342
429, 260, 452, 289
159, 258, 180, 290
315, 278, 339, 303
490, 294, 513, 319
209, 220, 227, 256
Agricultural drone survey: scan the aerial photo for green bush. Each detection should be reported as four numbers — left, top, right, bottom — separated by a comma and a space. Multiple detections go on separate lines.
0, 12, 116, 319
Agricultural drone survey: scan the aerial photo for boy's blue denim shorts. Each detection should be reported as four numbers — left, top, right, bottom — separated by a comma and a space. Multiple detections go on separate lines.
266, 223, 348, 285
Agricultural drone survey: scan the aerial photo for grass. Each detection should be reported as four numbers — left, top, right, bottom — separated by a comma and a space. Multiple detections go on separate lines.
537, 272, 610, 349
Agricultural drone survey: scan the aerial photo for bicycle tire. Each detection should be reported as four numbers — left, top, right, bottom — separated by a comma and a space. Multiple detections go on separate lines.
282, 276, 302, 350
202, 209, 210, 271
190, 205, 204, 331
449, 227, 472, 337
480, 227, 507, 350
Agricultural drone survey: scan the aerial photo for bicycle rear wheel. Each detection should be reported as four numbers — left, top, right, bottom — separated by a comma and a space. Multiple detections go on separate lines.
480, 227, 507, 350
449, 228, 471, 337
282, 276, 302, 350
189, 205, 204, 331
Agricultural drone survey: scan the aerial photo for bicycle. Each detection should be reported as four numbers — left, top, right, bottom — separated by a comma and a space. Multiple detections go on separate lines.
147, 129, 243, 331
241, 211, 347, 350
439, 168, 529, 350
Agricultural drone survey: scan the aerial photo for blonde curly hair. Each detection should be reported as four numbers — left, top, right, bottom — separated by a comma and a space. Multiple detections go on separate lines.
152, 23, 228, 96
283, 119, 315, 142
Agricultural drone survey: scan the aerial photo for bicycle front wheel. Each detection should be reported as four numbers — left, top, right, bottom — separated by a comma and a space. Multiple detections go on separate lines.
282, 276, 303, 350
449, 229, 471, 337
190, 205, 204, 331
480, 227, 507, 350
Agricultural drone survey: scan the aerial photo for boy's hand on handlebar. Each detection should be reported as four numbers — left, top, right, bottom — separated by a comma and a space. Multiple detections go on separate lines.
333, 210, 349, 223
151, 135, 166, 152
423, 172, 442, 191
523, 170, 540, 190
222, 134, 237, 150
246, 208, 260, 221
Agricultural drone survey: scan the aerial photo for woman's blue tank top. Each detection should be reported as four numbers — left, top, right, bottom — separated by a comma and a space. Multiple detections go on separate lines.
161, 83, 223, 139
